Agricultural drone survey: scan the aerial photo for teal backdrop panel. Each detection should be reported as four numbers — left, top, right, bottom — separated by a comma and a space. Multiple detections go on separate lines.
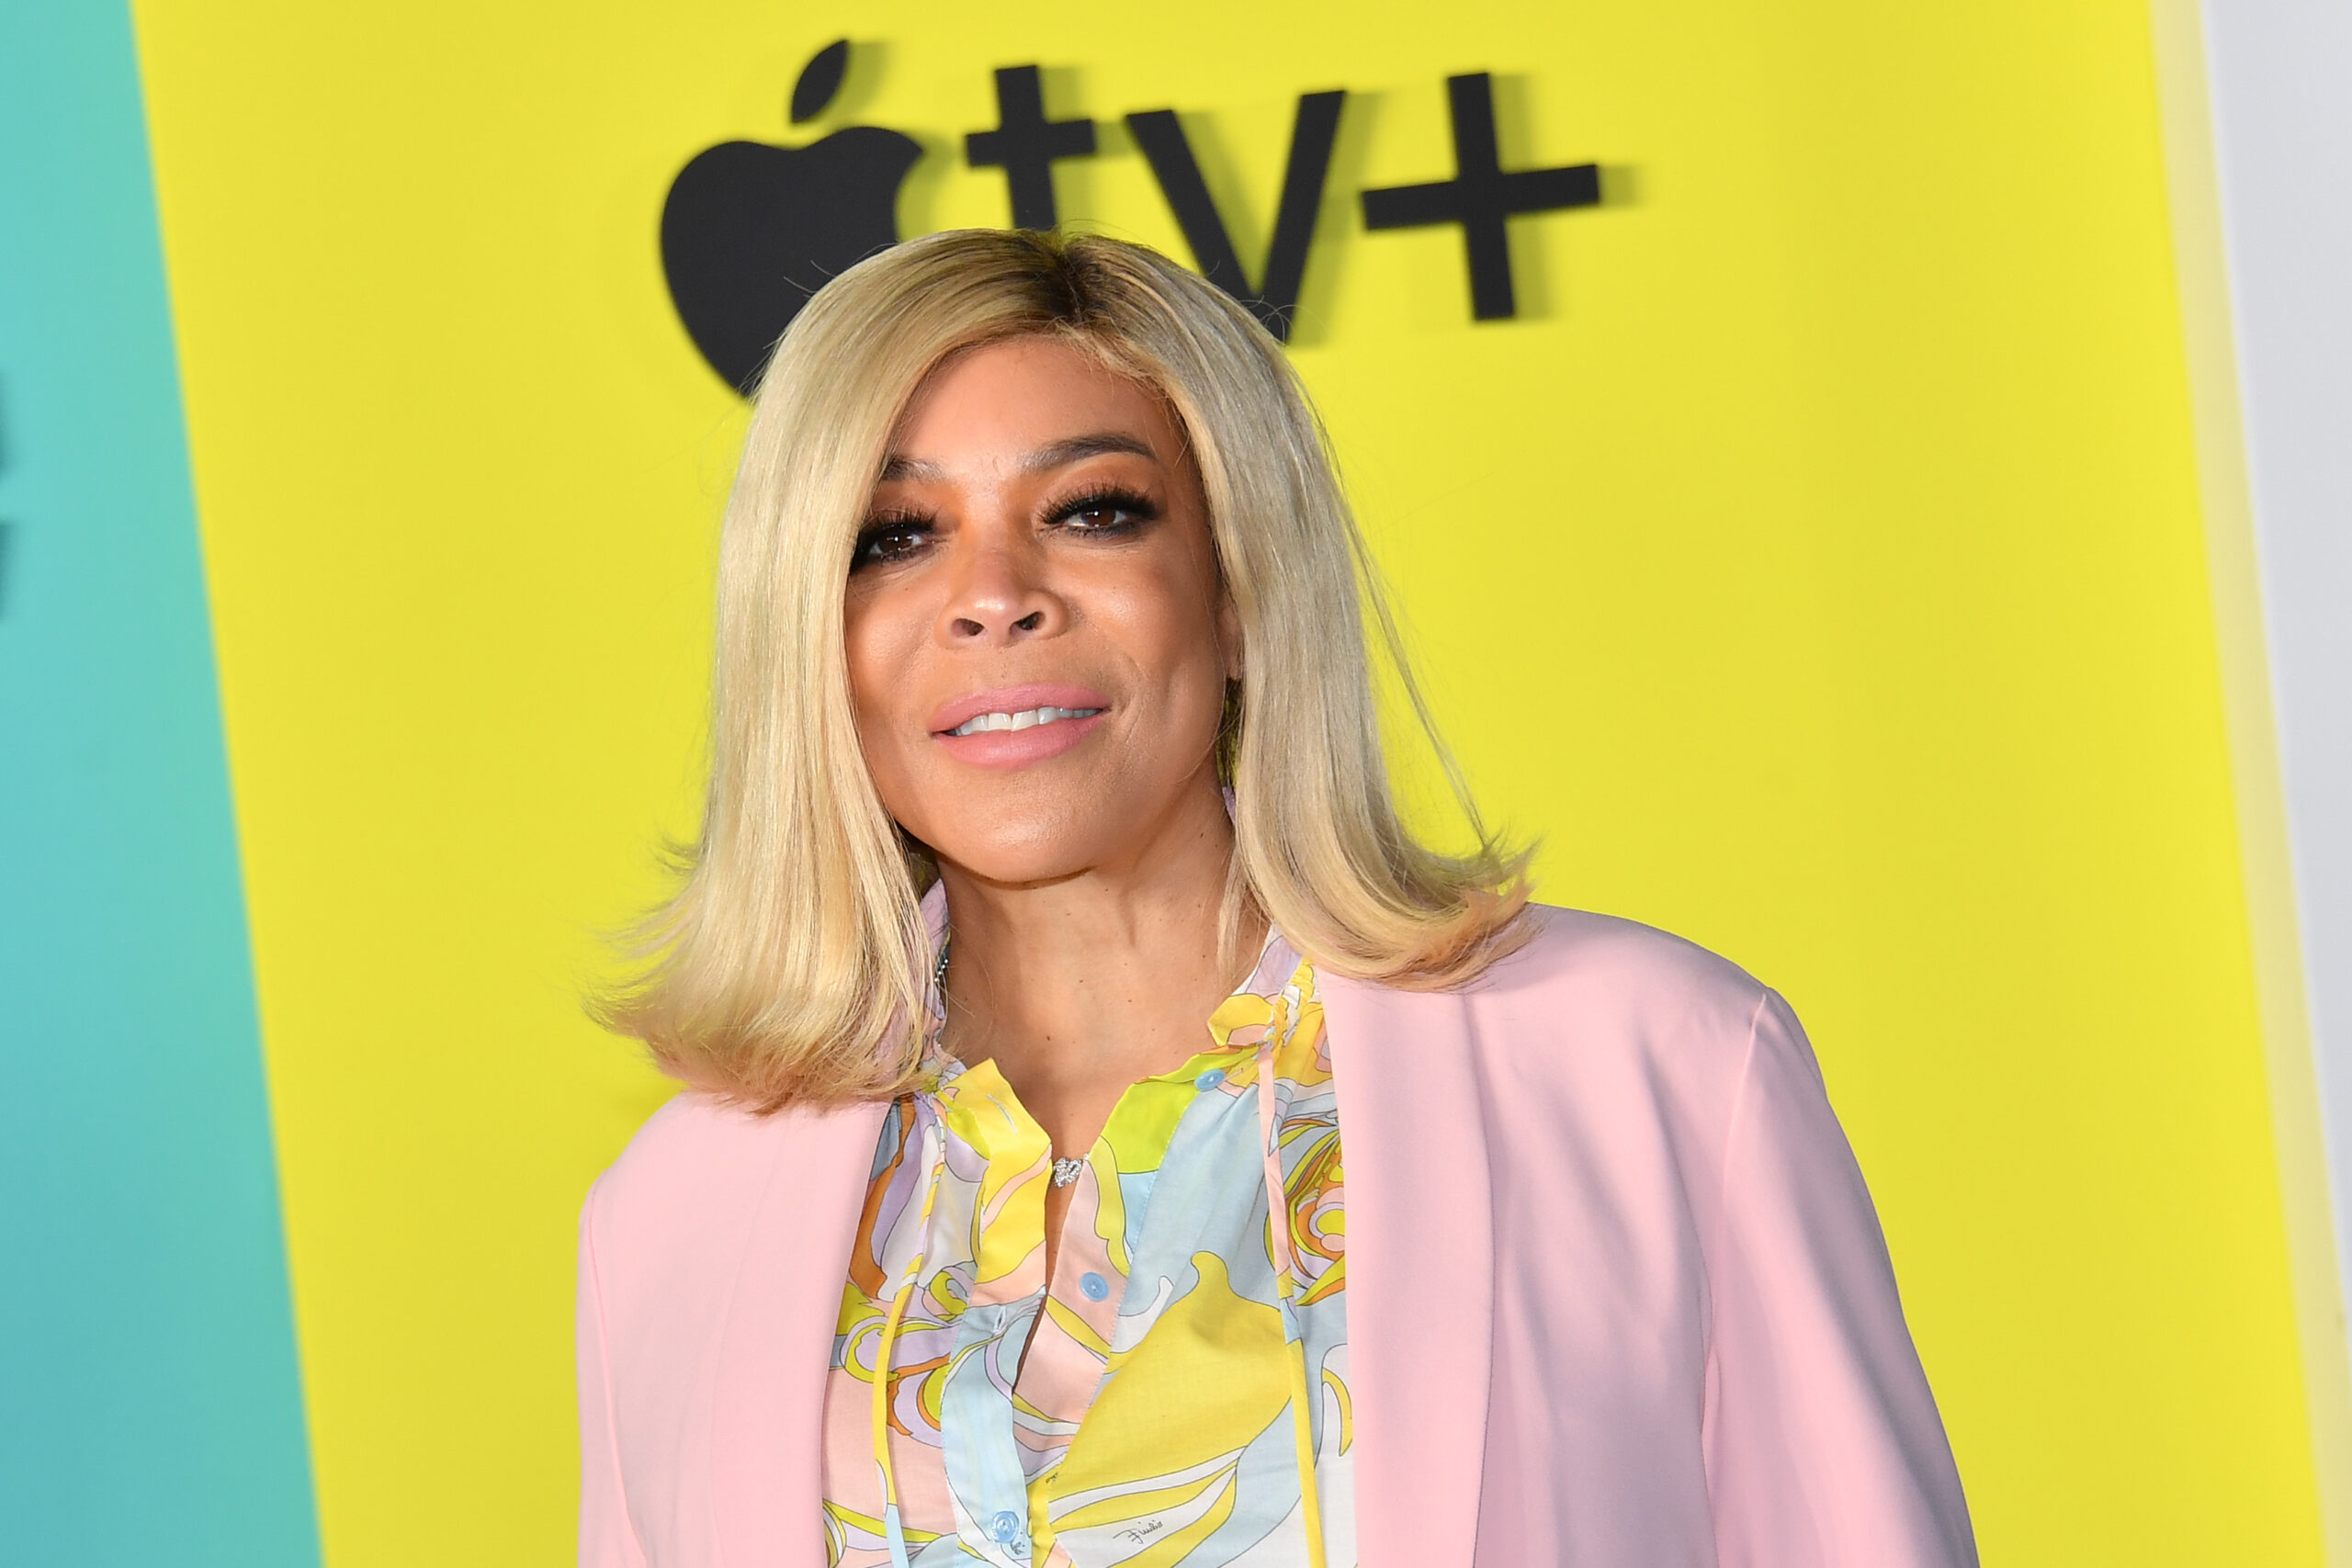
0, 3, 320, 1562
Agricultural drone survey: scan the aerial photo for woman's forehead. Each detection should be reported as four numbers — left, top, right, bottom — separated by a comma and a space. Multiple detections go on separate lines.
883, 337, 1181, 476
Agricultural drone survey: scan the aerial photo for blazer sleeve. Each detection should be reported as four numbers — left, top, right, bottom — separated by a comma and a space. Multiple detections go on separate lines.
1702, 988, 1978, 1568
577, 1181, 649, 1568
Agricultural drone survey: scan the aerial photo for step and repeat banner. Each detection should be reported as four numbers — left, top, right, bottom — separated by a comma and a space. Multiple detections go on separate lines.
2, 1, 2333, 1563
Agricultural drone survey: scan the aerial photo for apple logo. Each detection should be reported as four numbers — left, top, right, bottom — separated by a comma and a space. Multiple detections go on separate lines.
660, 40, 923, 394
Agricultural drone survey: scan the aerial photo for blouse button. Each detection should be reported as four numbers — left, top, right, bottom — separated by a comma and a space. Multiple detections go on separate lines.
1080, 1271, 1110, 1301
1195, 1068, 1227, 1091
989, 1510, 1030, 1557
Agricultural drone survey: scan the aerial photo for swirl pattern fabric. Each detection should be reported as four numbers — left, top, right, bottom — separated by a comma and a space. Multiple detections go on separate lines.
820, 936, 1351, 1568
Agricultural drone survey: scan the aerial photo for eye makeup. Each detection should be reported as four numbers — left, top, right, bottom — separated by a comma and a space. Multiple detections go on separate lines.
850, 509, 937, 572
1043, 482, 1160, 536
850, 473, 1164, 577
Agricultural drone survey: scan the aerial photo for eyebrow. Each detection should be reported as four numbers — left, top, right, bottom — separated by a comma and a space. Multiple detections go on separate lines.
876, 430, 1159, 484
1020, 432, 1158, 473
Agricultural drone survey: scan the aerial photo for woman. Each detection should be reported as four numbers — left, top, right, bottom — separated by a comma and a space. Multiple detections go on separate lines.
580, 230, 1975, 1568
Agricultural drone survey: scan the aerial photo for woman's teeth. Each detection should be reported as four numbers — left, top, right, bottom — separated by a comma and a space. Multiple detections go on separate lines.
946, 705, 1102, 738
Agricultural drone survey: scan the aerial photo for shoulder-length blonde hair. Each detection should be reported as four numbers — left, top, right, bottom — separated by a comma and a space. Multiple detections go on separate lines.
604, 229, 1529, 1111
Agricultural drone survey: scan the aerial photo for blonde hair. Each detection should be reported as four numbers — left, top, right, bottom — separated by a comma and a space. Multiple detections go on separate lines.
605, 230, 1529, 1110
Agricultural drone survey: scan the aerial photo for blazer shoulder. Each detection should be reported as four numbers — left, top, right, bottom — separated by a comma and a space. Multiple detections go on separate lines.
1479, 903, 1771, 1023
1448, 905, 1785, 1122
584, 1089, 886, 1268
597, 1087, 772, 1189
1456, 907, 1793, 1179
585, 1091, 791, 1251
1322, 903, 1776, 1084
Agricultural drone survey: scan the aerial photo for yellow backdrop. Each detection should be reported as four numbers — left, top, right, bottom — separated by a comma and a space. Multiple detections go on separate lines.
130, 1, 2318, 1562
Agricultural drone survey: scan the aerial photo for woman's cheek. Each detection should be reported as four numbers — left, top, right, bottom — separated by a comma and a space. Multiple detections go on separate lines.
844, 628, 924, 828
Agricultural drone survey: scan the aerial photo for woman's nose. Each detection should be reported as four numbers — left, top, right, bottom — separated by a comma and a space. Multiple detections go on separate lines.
939, 536, 1065, 645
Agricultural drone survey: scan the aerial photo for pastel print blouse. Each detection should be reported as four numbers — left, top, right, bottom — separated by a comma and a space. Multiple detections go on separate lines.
818, 934, 1351, 1568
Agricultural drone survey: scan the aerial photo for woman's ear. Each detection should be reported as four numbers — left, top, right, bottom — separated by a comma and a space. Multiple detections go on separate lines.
1216, 589, 1244, 683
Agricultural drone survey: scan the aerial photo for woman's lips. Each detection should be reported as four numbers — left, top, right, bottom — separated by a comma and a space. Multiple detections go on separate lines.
930, 684, 1110, 771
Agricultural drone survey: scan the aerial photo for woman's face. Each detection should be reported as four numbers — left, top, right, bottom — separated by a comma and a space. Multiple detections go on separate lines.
844, 336, 1238, 886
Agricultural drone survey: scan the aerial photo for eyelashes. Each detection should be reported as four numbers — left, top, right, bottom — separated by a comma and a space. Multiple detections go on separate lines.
850, 510, 933, 572
849, 484, 1161, 573
1046, 484, 1159, 533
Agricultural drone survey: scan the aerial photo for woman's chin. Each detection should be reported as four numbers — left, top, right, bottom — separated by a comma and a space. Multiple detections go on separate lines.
898, 754, 1228, 892
923, 814, 1151, 891
927, 829, 1103, 889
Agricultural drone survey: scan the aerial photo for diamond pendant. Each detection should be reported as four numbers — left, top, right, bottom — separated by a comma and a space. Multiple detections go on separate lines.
1050, 1156, 1085, 1188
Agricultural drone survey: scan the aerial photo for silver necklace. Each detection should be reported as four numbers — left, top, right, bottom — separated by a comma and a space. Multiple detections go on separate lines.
934, 933, 1085, 1189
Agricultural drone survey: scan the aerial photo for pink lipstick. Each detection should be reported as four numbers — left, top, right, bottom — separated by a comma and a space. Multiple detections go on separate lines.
929, 683, 1110, 770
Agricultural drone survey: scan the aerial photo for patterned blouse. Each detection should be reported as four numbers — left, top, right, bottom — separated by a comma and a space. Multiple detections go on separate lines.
818, 932, 1352, 1568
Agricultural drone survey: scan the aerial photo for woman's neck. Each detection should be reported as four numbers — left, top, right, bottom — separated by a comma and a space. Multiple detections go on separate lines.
933, 772, 1262, 1158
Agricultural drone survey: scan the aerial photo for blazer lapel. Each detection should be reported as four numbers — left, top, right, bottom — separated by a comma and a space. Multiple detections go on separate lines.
709, 1100, 888, 1567
1321, 974, 1496, 1568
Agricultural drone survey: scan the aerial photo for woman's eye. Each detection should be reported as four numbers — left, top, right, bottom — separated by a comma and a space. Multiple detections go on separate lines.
1056, 494, 1156, 534
852, 522, 933, 570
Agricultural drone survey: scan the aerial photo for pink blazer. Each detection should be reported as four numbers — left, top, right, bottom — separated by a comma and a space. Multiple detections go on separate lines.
577, 907, 1977, 1566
